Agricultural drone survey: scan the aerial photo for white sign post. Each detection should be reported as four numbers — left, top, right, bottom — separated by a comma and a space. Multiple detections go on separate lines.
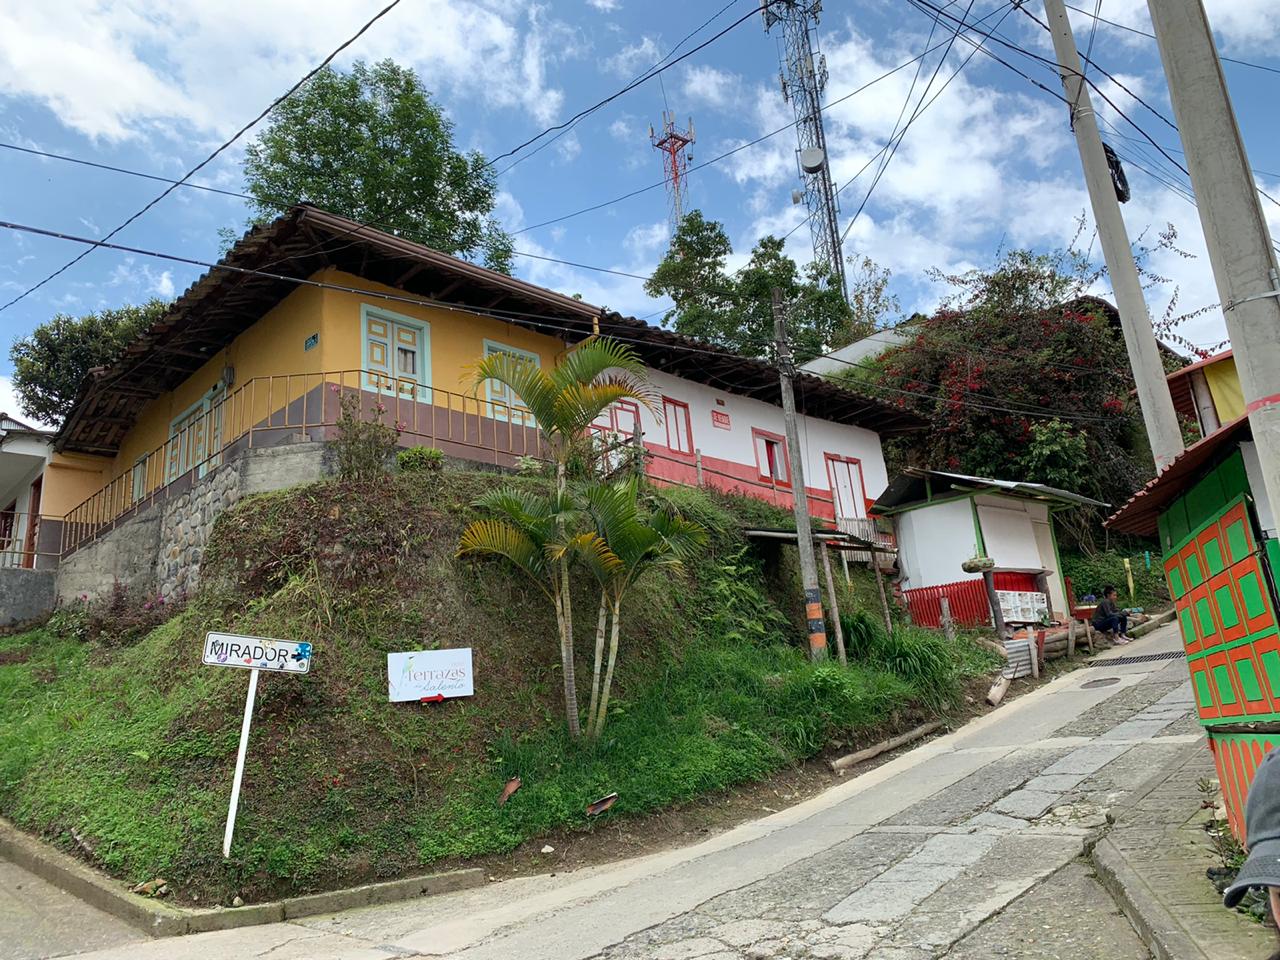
387, 648, 474, 703
203, 632, 312, 858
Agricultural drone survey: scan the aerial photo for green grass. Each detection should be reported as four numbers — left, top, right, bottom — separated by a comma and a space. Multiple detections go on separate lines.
0, 473, 998, 904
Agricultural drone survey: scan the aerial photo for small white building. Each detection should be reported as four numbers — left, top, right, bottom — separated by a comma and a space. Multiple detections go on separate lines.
873, 470, 1104, 627
0, 413, 54, 569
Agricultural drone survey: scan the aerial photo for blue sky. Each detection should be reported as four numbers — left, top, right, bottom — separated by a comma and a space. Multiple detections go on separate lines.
1, 0, 1278, 425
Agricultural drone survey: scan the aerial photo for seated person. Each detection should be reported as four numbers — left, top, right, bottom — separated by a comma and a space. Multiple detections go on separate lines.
1091, 585, 1132, 645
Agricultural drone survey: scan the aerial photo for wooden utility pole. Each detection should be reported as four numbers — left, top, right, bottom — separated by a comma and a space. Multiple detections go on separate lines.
1042, 0, 1185, 472
773, 287, 828, 661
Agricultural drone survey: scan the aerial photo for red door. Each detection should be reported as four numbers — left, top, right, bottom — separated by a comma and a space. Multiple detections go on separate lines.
22, 477, 41, 569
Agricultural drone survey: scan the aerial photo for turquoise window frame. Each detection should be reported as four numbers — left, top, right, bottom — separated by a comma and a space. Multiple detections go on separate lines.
167, 397, 212, 482
482, 339, 540, 426
360, 304, 432, 401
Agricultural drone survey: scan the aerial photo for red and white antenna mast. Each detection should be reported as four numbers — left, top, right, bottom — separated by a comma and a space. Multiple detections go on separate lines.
650, 110, 696, 236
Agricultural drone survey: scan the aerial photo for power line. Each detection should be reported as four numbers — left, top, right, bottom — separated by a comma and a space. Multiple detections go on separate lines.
1061, 2, 1280, 78
494, 0, 745, 177
0, 0, 405, 315
0, 141, 667, 287
485, 1, 770, 170
0, 216, 1117, 424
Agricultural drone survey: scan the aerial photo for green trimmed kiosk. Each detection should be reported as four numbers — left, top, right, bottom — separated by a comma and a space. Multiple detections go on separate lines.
1107, 418, 1280, 839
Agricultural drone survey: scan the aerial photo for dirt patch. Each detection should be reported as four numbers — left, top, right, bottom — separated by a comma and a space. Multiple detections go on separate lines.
0, 648, 30, 666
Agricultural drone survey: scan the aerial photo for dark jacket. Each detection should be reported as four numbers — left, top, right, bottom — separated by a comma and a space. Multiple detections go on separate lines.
1093, 597, 1121, 625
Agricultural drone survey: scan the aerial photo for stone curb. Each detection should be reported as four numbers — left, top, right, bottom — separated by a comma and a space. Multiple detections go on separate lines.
1092, 834, 1206, 960
0, 816, 484, 938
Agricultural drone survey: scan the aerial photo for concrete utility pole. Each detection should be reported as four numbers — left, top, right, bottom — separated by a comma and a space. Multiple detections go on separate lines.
1043, 0, 1185, 473
773, 287, 828, 661
1145, 0, 1280, 524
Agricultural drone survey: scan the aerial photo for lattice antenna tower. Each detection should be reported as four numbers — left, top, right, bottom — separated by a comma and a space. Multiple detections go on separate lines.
650, 110, 696, 236
764, 0, 848, 301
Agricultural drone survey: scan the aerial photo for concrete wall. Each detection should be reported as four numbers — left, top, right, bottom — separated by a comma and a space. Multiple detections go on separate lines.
55, 510, 162, 604
53, 436, 330, 606
895, 498, 982, 591
0, 569, 56, 628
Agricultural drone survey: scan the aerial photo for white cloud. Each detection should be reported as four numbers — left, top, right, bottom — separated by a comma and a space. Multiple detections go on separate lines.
151, 270, 176, 299
624, 221, 668, 255
605, 36, 660, 77
78, 216, 100, 236
586, 0, 620, 10
609, 117, 632, 141
0, 1, 573, 141
0, 376, 54, 429
556, 132, 582, 163
683, 65, 743, 109
1072, 0, 1280, 54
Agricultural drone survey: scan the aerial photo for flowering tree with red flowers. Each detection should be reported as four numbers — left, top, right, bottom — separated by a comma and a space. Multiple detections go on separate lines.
840, 249, 1163, 550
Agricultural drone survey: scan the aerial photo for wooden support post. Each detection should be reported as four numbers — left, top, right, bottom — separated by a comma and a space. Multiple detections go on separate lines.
1067, 618, 1077, 658
939, 596, 956, 643
982, 570, 1006, 638
986, 674, 1012, 707
695, 448, 704, 487
1030, 632, 1040, 679
819, 542, 847, 666
873, 559, 893, 637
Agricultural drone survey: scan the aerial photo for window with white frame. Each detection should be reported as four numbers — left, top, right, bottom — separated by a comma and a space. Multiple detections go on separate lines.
362, 305, 430, 400
662, 397, 693, 454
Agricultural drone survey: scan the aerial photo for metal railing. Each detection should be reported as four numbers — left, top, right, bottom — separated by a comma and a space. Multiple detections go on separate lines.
60, 370, 547, 555
57, 367, 891, 560
0, 510, 59, 569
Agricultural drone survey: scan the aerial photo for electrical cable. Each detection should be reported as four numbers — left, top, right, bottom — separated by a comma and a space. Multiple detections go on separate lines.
1061, 2, 1280, 78
0, 217, 1118, 424
0, 0, 405, 315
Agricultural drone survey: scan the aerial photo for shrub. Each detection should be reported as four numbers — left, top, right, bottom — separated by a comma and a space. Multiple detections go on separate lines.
331, 388, 401, 481
397, 446, 444, 473
515, 455, 548, 477
840, 609, 968, 709
52, 582, 181, 648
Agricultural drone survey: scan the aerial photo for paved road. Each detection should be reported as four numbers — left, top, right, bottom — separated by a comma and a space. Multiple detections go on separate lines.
0, 858, 140, 959
13, 625, 1197, 960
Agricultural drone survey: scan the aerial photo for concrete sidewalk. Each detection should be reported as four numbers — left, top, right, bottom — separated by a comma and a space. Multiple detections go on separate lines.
1094, 742, 1275, 960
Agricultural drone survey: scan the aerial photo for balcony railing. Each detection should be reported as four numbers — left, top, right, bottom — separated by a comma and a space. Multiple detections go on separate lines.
0, 510, 59, 570
58, 368, 892, 561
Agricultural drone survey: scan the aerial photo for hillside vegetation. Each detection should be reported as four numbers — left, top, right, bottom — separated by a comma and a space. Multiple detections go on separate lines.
0, 470, 997, 904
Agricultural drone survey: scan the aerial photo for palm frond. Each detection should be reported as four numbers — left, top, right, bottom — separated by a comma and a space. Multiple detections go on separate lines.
557, 379, 656, 435
564, 531, 625, 585
458, 519, 551, 592
551, 337, 647, 394
469, 353, 560, 429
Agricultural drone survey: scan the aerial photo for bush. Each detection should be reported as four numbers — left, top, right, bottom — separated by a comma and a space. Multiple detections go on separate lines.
839, 609, 978, 709
331, 388, 401, 481
397, 446, 444, 473
51, 582, 180, 648
1062, 549, 1166, 607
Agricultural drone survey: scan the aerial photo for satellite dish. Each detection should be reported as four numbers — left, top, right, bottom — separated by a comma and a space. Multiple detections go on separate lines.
800, 147, 826, 173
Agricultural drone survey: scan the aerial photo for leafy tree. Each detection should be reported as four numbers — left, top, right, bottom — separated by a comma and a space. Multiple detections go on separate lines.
461, 338, 655, 738
243, 59, 513, 273
844, 249, 1151, 548
9, 300, 167, 426
846, 255, 901, 337
643, 211, 867, 363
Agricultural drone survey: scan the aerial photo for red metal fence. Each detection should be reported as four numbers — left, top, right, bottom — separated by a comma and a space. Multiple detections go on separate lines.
903, 578, 991, 628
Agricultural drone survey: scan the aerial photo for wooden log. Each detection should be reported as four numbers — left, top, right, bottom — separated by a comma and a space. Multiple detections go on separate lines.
986, 674, 1012, 707
1067, 618, 1077, 658
982, 570, 1006, 637
940, 596, 956, 643
828, 721, 944, 772
820, 544, 847, 667
974, 636, 1008, 659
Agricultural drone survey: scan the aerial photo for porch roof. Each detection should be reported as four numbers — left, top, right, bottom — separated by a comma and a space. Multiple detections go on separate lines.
874, 468, 1107, 515
55, 206, 924, 456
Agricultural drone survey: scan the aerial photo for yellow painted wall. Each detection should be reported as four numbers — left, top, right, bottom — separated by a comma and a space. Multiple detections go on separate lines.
317, 268, 568, 396
1205, 355, 1244, 423
110, 283, 327, 480
41, 452, 111, 516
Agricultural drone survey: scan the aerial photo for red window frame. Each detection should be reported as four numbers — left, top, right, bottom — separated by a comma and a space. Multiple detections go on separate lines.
591, 400, 642, 440
661, 396, 694, 454
751, 427, 791, 487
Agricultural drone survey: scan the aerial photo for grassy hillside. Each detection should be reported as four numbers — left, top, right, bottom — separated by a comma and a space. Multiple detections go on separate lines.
0, 471, 998, 904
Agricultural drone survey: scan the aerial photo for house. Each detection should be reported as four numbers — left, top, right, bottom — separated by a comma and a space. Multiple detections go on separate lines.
15, 205, 921, 612
0, 413, 54, 570
798, 326, 910, 377
1107, 416, 1278, 840
1164, 349, 1241, 440
873, 469, 1105, 628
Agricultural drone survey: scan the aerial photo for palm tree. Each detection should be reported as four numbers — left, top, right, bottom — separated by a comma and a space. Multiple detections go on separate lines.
467, 338, 655, 738
457, 487, 590, 729
576, 479, 706, 740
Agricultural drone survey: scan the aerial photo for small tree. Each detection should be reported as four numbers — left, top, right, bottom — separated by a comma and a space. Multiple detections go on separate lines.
576, 479, 705, 740
466, 338, 654, 738
10, 300, 167, 426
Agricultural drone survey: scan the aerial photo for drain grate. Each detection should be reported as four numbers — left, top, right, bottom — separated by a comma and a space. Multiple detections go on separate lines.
1086, 650, 1185, 668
